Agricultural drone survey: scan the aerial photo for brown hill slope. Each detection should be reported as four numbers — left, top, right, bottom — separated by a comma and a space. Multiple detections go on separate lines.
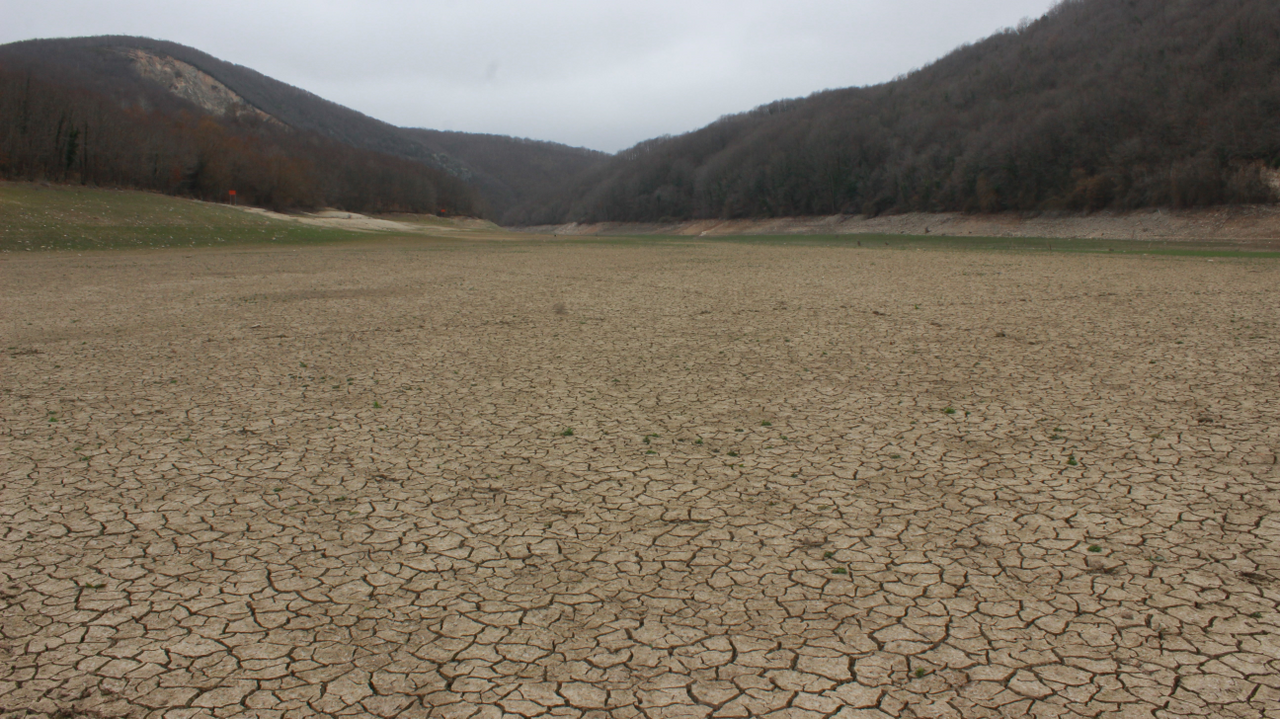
0, 36, 607, 214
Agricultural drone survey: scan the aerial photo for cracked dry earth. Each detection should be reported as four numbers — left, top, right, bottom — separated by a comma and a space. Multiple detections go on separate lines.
1, 241, 1279, 719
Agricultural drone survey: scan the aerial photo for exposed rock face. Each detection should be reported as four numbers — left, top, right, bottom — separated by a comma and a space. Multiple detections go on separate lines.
124, 47, 276, 123
1263, 167, 1280, 197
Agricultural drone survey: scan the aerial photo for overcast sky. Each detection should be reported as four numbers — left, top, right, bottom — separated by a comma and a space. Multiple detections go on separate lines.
4, 0, 1061, 153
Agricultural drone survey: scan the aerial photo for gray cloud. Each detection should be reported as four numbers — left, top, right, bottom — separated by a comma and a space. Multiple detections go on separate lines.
3, 0, 1060, 151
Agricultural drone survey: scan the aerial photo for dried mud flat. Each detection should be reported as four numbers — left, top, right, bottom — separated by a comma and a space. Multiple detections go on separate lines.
1, 241, 1278, 719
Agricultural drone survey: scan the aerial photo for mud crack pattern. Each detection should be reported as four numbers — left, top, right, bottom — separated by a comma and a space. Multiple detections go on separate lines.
1, 243, 1278, 718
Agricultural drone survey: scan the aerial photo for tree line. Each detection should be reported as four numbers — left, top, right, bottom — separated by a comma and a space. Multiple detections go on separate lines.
0, 36, 609, 218
504, 0, 1280, 225
0, 60, 483, 215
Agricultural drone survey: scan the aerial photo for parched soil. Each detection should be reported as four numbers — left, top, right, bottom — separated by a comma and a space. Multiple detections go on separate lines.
520, 204, 1280, 243
1, 241, 1278, 719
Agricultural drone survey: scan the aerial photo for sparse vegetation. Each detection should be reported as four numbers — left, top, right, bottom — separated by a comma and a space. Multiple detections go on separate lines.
0, 183, 369, 251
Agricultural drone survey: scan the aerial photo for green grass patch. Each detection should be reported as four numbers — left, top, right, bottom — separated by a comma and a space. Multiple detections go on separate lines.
0, 182, 375, 251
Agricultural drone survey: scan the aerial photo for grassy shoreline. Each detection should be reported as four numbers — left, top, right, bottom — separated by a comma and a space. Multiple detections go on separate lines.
4, 182, 1278, 258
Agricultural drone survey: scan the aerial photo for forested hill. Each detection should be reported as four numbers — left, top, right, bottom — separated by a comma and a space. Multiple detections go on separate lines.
0, 36, 605, 214
505, 0, 1280, 226
403, 129, 607, 217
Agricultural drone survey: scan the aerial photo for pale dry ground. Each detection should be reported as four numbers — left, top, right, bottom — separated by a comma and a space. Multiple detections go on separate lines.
520, 205, 1280, 243
233, 208, 506, 237
1, 241, 1278, 719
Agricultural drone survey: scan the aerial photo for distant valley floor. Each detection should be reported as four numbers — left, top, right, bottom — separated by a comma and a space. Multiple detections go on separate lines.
517, 204, 1280, 243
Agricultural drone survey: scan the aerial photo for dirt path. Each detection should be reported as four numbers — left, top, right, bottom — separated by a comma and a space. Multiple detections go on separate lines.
2, 242, 1278, 718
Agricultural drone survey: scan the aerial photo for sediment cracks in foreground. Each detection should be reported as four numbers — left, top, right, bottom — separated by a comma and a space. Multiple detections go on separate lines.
2, 241, 1277, 718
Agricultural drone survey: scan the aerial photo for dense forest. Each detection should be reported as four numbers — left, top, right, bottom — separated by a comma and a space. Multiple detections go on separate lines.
506, 0, 1280, 225
0, 36, 606, 215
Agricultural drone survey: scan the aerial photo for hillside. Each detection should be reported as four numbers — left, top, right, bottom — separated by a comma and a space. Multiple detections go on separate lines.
0, 180, 526, 252
0, 180, 367, 251
0, 36, 606, 214
506, 0, 1280, 226
402, 129, 607, 218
